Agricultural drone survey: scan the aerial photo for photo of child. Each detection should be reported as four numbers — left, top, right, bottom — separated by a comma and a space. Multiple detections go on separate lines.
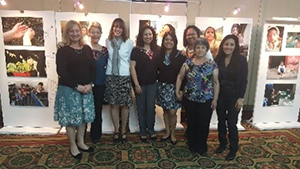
286, 32, 300, 48
266, 56, 299, 80
265, 26, 284, 52
263, 83, 295, 107
8, 81, 48, 107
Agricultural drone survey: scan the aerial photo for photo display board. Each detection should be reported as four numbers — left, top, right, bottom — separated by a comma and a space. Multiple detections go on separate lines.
195, 17, 253, 59
130, 14, 187, 50
253, 19, 300, 130
0, 10, 57, 127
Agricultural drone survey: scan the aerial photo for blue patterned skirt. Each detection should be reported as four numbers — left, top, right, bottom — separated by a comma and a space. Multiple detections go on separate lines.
156, 82, 181, 110
54, 85, 95, 127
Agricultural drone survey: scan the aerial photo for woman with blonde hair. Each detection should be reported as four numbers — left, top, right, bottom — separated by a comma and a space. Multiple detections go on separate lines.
54, 20, 95, 160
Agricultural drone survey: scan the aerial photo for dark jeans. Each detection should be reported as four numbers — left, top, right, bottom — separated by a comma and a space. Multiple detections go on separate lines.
216, 96, 239, 152
90, 85, 105, 141
135, 83, 157, 136
184, 97, 213, 154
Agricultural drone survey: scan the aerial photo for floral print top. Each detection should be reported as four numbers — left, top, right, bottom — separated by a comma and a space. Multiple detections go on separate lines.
183, 58, 218, 103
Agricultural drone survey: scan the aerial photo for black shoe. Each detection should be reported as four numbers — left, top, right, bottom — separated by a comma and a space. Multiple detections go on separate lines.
161, 136, 170, 141
215, 146, 226, 153
113, 133, 120, 143
69, 150, 82, 160
150, 136, 158, 141
225, 151, 236, 161
140, 137, 148, 143
92, 139, 100, 144
170, 139, 177, 145
199, 152, 208, 157
121, 133, 127, 143
78, 146, 94, 153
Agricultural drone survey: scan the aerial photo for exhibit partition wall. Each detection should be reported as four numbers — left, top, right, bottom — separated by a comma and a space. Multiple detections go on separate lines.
253, 18, 300, 130
55, 12, 118, 133
195, 17, 253, 130
129, 14, 187, 131
0, 10, 57, 133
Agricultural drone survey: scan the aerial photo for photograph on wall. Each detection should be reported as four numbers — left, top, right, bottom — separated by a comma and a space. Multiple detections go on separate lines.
60, 21, 90, 44
286, 32, 300, 48
5, 49, 47, 77
130, 14, 187, 49
230, 23, 250, 57
266, 55, 300, 80
196, 17, 253, 59
1, 17, 44, 46
8, 81, 48, 107
263, 83, 296, 107
265, 26, 284, 52
202, 26, 223, 58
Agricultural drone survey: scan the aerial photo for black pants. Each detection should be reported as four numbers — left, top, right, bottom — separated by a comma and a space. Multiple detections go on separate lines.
216, 96, 239, 152
184, 98, 212, 154
90, 85, 105, 141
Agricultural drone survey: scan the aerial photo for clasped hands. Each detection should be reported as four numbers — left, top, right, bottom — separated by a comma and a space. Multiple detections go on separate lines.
76, 84, 92, 94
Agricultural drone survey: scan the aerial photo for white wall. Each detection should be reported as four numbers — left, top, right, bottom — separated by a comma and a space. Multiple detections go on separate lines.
0, 0, 299, 107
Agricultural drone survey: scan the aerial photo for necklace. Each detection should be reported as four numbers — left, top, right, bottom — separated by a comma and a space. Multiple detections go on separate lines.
74, 48, 82, 54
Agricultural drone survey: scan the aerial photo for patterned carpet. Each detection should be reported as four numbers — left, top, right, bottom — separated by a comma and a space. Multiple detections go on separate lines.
0, 124, 300, 169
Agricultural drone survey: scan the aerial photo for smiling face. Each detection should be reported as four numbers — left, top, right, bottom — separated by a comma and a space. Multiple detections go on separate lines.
68, 24, 82, 43
89, 26, 102, 44
186, 28, 198, 46
143, 28, 153, 45
194, 44, 208, 58
113, 23, 123, 38
163, 34, 174, 50
222, 38, 236, 56
205, 27, 215, 41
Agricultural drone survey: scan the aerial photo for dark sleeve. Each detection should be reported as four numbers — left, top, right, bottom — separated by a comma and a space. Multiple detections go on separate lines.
86, 45, 96, 84
237, 56, 248, 98
130, 47, 138, 61
56, 47, 77, 88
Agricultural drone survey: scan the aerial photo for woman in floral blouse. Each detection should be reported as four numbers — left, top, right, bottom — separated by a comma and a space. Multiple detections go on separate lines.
175, 38, 219, 156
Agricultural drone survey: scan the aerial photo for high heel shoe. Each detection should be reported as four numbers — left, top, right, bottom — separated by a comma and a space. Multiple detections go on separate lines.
78, 146, 94, 153
121, 133, 127, 143
113, 132, 120, 143
69, 150, 82, 160
170, 139, 177, 145
161, 136, 170, 141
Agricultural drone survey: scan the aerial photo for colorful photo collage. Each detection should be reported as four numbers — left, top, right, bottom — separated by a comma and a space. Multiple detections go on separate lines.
2, 16, 49, 107
263, 25, 300, 107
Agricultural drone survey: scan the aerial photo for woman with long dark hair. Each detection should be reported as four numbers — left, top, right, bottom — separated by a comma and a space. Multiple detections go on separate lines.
130, 25, 160, 142
157, 32, 186, 145
214, 34, 248, 160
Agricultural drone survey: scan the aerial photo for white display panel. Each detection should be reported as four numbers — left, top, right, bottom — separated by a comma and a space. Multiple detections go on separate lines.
253, 20, 300, 129
0, 10, 57, 128
130, 14, 187, 50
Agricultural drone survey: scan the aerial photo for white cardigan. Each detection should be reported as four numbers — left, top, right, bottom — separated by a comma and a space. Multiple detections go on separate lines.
105, 38, 134, 76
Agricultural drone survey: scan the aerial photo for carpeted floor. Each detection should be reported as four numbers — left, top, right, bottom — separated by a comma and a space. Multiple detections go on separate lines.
0, 123, 300, 169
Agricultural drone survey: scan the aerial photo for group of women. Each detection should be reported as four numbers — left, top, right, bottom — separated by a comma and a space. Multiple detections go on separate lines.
54, 18, 248, 161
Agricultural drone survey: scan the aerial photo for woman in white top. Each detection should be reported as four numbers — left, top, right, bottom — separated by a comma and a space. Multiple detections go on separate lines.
104, 18, 134, 143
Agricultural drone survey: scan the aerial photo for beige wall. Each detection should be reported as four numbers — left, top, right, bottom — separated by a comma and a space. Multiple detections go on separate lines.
1, 0, 299, 109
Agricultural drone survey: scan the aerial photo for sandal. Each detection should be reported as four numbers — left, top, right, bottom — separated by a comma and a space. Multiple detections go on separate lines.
113, 132, 119, 143
121, 133, 127, 143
